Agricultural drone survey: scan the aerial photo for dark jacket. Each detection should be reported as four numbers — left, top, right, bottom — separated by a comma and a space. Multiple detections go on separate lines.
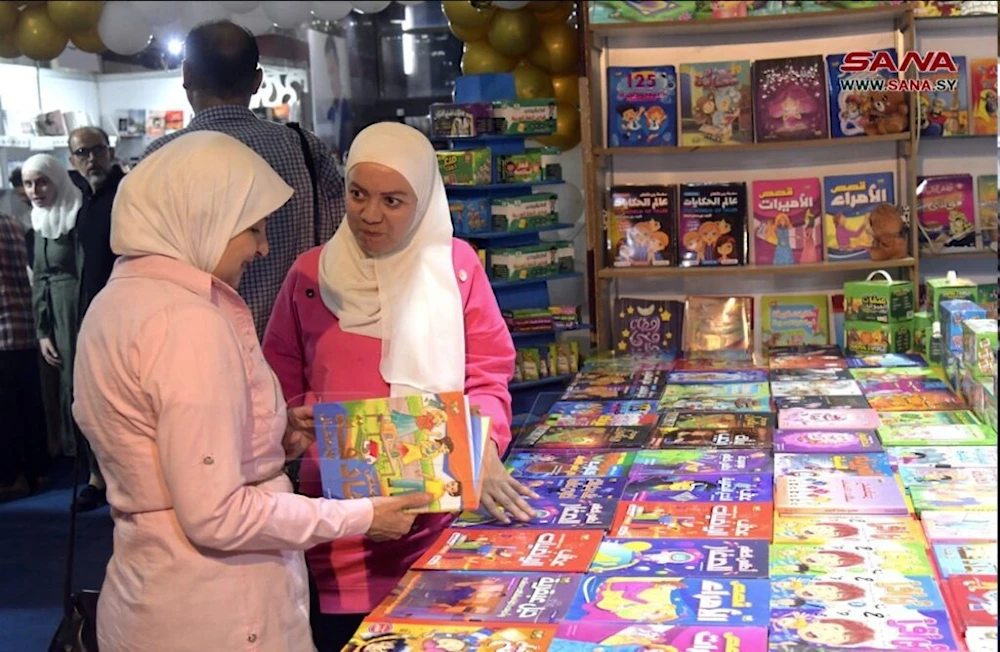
71, 165, 124, 317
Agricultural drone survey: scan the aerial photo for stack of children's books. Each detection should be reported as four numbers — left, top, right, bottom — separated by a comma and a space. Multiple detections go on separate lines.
336, 338, 997, 651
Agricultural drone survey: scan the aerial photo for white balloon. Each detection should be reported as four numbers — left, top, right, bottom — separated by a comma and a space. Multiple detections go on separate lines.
550, 181, 584, 223
182, 1, 231, 31
100, 1, 153, 55
311, 1, 352, 21
151, 20, 184, 44
132, 0, 177, 26
492, 0, 530, 8
218, 0, 259, 12
231, 5, 274, 34
261, 0, 312, 27
351, 0, 391, 13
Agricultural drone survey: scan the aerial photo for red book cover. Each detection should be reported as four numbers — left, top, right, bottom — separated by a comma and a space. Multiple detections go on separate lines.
413, 528, 602, 573
609, 501, 773, 540
946, 575, 999, 630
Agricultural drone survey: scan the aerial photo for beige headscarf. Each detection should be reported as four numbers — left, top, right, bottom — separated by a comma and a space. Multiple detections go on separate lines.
23, 153, 82, 240
318, 122, 464, 398
111, 131, 293, 274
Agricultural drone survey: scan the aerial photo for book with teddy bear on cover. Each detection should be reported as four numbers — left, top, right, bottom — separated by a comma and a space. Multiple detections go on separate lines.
823, 172, 896, 262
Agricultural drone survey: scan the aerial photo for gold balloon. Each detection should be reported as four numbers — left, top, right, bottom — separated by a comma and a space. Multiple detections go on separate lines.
449, 20, 488, 43
0, 1, 18, 34
533, 1, 573, 25
16, 4, 67, 61
535, 102, 580, 151
536, 22, 578, 75
487, 9, 536, 59
461, 39, 515, 75
513, 61, 554, 100
527, 41, 551, 72
442, 1, 494, 29
47, 0, 102, 33
551, 74, 580, 106
0, 32, 19, 58
70, 23, 103, 53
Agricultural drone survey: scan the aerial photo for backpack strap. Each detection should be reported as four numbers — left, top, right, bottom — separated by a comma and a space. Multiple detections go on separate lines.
287, 122, 322, 247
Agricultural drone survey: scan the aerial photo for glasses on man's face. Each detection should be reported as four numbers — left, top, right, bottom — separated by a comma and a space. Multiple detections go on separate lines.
71, 144, 108, 159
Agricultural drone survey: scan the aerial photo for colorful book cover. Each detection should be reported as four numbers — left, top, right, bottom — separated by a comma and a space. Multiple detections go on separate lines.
589, 539, 769, 578
572, 369, 668, 386
887, 445, 998, 468
967, 626, 1000, 652
771, 573, 948, 611
933, 544, 998, 578
413, 529, 603, 573
752, 55, 830, 141
823, 172, 894, 261
563, 369, 668, 402
608, 185, 677, 267
667, 369, 769, 384
900, 467, 999, 488
610, 502, 773, 540
679, 60, 752, 147
646, 427, 773, 449
660, 382, 770, 399
564, 576, 770, 626
768, 354, 848, 370
545, 401, 658, 428
677, 184, 748, 267
846, 352, 928, 368
452, 497, 617, 530
775, 475, 909, 515
771, 380, 862, 397
772, 514, 927, 544
769, 542, 934, 577
772, 430, 882, 453
661, 411, 774, 430
524, 476, 626, 501
946, 575, 999, 629
344, 621, 558, 652
850, 366, 944, 380
751, 178, 823, 266
551, 623, 768, 652
513, 425, 651, 450
919, 54, 969, 137
631, 450, 773, 476
877, 424, 997, 447
761, 294, 830, 350
370, 571, 581, 623
774, 395, 872, 410
917, 174, 978, 252
866, 391, 967, 411
607, 66, 678, 148
910, 485, 998, 513
774, 452, 894, 477
778, 408, 881, 430
860, 378, 951, 395
769, 367, 853, 382
969, 58, 997, 136
504, 451, 634, 479
921, 511, 999, 543
657, 396, 771, 413
611, 298, 682, 357
622, 474, 773, 503
314, 392, 476, 512
977, 174, 998, 251
769, 606, 959, 650
768, 344, 843, 357
826, 49, 907, 138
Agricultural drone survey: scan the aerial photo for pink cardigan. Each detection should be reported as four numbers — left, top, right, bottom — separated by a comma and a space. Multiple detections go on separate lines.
262, 238, 516, 614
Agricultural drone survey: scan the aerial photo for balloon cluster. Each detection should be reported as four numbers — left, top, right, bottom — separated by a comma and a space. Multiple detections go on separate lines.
0, 0, 402, 62
445, 0, 581, 151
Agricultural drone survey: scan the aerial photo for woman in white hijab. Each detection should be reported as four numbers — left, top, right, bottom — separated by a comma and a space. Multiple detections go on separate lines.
72, 131, 429, 652
23, 154, 83, 461
262, 122, 531, 651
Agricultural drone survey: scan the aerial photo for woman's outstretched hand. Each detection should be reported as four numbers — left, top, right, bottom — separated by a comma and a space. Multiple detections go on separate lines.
479, 441, 539, 525
283, 405, 316, 460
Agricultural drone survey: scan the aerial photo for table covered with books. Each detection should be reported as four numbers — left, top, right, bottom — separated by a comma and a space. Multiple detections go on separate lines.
327, 343, 998, 652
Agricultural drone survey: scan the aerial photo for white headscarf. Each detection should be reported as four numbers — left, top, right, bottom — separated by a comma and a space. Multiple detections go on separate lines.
111, 131, 293, 274
23, 153, 82, 240
318, 122, 464, 398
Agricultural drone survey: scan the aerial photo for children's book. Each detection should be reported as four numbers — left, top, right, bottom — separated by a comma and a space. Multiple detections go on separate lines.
887, 445, 998, 468
524, 476, 626, 502
344, 621, 558, 652
679, 60, 753, 147
660, 382, 770, 399
860, 378, 951, 395
610, 502, 773, 540
413, 529, 603, 573
774, 452, 894, 477
571, 369, 667, 385
933, 543, 999, 578
612, 298, 682, 357
768, 354, 848, 370
622, 474, 773, 504
656, 396, 771, 413
778, 408, 881, 430
607, 66, 678, 148
921, 511, 999, 543
773, 395, 872, 410
827, 49, 907, 138
631, 450, 773, 476
314, 392, 479, 512
919, 54, 968, 137
753, 55, 829, 141
513, 425, 652, 450
551, 623, 768, 652
900, 466, 1000, 489
775, 475, 909, 515
772, 514, 926, 544
751, 179, 823, 266
977, 174, 998, 251
677, 184, 747, 267
823, 172, 894, 261
771, 380, 862, 397
917, 174, 978, 252
589, 539, 769, 578
761, 294, 830, 350
967, 626, 1000, 652
661, 411, 774, 430
370, 571, 581, 623
564, 576, 771, 626
771, 573, 948, 612
504, 451, 634, 479
562, 370, 667, 402
768, 344, 843, 357
866, 391, 967, 411
772, 429, 882, 453
910, 485, 998, 514
846, 352, 928, 368
769, 541, 934, 577
545, 401, 658, 427
452, 496, 617, 530
667, 369, 769, 384
850, 366, 944, 380
608, 185, 677, 267
877, 424, 997, 447
969, 58, 998, 135
769, 367, 853, 381
946, 575, 999, 630
646, 427, 772, 449
769, 606, 959, 650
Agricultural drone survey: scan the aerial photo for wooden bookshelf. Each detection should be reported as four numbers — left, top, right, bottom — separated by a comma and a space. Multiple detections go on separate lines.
597, 258, 918, 280
595, 133, 910, 158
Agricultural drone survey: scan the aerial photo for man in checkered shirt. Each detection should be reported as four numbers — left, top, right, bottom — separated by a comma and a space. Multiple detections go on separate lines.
143, 21, 346, 339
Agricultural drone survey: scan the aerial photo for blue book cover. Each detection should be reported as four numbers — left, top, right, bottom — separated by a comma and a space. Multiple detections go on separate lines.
590, 539, 769, 578
622, 474, 773, 503
826, 50, 901, 138
452, 496, 617, 530
565, 576, 770, 625
770, 573, 948, 612
524, 476, 627, 502
823, 172, 895, 261
773, 452, 894, 478
607, 66, 678, 147
932, 543, 998, 578
546, 400, 659, 427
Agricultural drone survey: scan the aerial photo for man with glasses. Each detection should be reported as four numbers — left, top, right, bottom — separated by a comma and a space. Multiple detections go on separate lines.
67, 125, 122, 511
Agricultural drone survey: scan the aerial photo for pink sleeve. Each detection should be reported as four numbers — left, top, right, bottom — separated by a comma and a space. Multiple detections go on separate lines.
461, 252, 516, 453
140, 305, 373, 552
262, 263, 307, 405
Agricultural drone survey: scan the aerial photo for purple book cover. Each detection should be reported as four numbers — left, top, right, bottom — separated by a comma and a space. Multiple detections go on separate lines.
546, 400, 659, 427
452, 496, 617, 530
778, 408, 881, 431
504, 451, 634, 478
677, 183, 748, 267
524, 476, 626, 502
751, 177, 823, 265
631, 450, 773, 476
774, 395, 871, 410
374, 571, 580, 623
917, 173, 978, 252
612, 298, 682, 357
646, 427, 773, 449
589, 539, 769, 578
846, 353, 928, 368
667, 369, 769, 384
753, 55, 829, 141
622, 473, 772, 503
552, 624, 769, 652
773, 429, 883, 453
769, 367, 854, 382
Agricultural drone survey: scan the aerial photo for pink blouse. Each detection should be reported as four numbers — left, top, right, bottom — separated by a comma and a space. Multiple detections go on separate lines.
72, 255, 373, 652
